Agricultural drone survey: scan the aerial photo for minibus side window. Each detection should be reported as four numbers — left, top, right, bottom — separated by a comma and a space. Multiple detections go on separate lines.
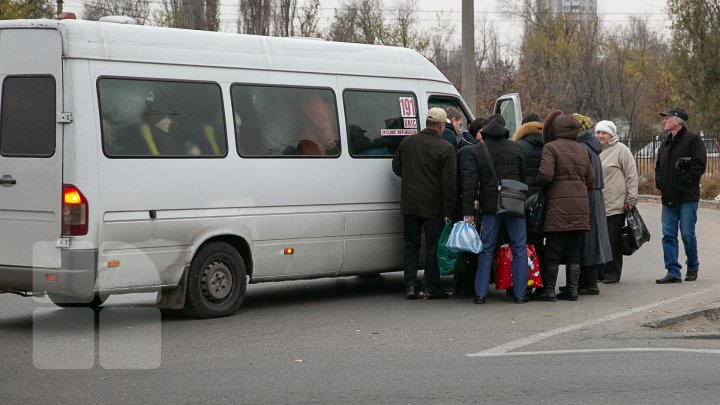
427, 96, 471, 133
0, 76, 56, 157
98, 78, 227, 158
231, 85, 340, 157
343, 90, 418, 158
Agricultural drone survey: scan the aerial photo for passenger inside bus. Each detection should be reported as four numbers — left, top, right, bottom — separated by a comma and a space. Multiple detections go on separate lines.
294, 94, 340, 156
131, 90, 201, 156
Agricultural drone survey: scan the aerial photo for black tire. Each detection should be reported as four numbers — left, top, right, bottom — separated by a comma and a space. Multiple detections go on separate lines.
183, 241, 247, 318
48, 293, 107, 309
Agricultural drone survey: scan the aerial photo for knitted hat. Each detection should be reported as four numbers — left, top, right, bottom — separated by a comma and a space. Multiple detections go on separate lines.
573, 113, 593, 132
594, 120, 617, 138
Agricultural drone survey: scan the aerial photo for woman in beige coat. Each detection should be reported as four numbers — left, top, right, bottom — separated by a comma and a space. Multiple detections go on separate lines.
595, 120, 638, 283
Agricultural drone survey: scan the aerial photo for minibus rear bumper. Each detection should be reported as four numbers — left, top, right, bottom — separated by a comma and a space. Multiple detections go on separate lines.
0, 249, 97, 296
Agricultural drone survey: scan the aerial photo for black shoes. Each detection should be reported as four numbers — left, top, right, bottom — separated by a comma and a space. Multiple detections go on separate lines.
405, 286, 419, 299
424, 289, 450, 300
603, 279, 619, 284
473, 296, 486, 304
577, 287, 600, 295
531, 289, 556, 302
515, 296, 530, 304
685, 271, 698, 281
656, 275, 682, 284
556, 291, 579, 301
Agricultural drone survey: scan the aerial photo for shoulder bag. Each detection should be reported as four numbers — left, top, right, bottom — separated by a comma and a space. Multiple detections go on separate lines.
481, 142, 528, 217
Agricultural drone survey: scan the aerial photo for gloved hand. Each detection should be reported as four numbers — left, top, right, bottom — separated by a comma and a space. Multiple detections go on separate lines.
674, 157, 693, 173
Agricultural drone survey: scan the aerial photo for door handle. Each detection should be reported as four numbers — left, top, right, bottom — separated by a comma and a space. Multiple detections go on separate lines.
0, 175, 17, 185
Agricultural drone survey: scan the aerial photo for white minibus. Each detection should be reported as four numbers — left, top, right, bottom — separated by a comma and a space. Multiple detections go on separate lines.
0, 17, 493, 317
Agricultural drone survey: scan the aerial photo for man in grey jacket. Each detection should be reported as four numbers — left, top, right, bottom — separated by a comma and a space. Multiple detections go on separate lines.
392, 108, 457, 299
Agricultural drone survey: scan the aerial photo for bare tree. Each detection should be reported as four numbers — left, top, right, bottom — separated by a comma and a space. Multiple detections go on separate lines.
327, 0, 386, 44
298, 0, 321, 37
272, 0, 297, 37
82, 0, 150, 24
156, 0, 219, 31
427, 11, 458, 75
474, 12, 517, 113
326, 1, 359, 42
382, 0, 429, 52
238, 0, 272, 35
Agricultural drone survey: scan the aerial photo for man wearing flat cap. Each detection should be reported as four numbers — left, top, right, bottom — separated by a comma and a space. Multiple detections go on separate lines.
392, 107, 457, 300
655, 107, 707, 284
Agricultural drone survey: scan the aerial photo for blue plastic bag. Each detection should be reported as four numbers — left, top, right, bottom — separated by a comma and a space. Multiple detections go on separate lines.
446, 221, 483, 254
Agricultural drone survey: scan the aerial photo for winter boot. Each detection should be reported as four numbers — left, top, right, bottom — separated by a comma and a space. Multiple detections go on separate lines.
557, 263, 580, 301
533, 262, 558, 302
578, 265, 600, 295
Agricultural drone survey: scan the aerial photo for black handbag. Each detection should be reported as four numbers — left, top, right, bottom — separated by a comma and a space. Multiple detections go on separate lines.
619, 206, 651, 256
626, 206, 651, 248
619, 225, 638, 255
525, 190, 546, 234
481, 142, 528, 217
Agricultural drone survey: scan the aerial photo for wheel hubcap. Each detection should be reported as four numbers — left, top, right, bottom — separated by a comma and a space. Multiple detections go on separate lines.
202, 260, 233, 302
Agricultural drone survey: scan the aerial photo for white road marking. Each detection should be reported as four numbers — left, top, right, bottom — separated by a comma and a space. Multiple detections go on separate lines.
469, 348, 720, 358
467, 285, 720, 357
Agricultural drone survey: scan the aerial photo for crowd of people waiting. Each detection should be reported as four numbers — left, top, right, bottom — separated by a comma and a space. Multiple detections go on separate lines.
392, 106, 707, 304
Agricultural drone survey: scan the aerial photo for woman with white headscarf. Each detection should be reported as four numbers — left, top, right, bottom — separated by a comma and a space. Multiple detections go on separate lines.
595, 120, 639, 284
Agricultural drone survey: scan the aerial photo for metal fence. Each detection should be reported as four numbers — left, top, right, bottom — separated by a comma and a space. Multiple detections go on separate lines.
624, 136, 720, 180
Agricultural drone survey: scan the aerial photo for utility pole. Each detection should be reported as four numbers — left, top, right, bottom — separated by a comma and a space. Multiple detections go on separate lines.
461, 0, 476, 115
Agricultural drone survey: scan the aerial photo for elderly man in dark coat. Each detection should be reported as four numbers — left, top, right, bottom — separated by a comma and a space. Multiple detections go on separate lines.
535, 110, 594, 301
392, 108, 457, 300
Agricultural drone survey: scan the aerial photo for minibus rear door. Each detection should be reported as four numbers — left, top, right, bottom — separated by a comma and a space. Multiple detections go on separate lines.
0, 28, 63, 270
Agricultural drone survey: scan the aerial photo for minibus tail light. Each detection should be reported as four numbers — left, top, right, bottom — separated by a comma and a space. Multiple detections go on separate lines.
62, 184, 88, 236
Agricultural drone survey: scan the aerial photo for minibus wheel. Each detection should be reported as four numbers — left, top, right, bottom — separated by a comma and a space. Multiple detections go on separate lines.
48, 293, 106, 309
183, 241, 247, 318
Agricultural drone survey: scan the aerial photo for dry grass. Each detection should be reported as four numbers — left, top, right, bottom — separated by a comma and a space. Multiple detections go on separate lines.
634, 158, 720, 200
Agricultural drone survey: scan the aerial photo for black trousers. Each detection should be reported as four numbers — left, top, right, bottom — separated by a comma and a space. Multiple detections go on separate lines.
604, 214, 625, 281
403, 215, 443, 289
544, 231, 583, 266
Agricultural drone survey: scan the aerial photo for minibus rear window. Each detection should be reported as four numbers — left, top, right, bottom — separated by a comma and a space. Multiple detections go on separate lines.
0, 76, 56, 157
231, 85, 340, 157
98, 78, 227, 158
343, 90, 418, 157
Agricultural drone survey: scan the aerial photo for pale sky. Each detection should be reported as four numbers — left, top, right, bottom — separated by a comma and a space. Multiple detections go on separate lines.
60, 0, 671, 44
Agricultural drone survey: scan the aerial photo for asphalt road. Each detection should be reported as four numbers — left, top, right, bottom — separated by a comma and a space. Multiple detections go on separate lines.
1, 201, 719, 404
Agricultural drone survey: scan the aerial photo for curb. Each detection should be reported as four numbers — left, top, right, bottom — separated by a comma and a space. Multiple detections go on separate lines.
643, 306, 720, 329
637, 195, 720, 210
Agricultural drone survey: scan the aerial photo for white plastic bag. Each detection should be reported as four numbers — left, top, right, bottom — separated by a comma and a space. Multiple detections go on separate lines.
446, 221, 482, 254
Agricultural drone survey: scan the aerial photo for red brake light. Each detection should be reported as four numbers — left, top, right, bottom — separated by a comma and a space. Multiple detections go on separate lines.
62, 184, 88, 236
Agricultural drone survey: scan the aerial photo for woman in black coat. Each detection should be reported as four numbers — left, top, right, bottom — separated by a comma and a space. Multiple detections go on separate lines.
573, 115, 612, 295
512, 115, 544, 257
463, 115, 528, 304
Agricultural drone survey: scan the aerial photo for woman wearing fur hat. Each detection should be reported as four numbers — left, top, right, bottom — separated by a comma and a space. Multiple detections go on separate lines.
535, 111, 594, 301
513, 114, 544, 257
595, 120, 638, 283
